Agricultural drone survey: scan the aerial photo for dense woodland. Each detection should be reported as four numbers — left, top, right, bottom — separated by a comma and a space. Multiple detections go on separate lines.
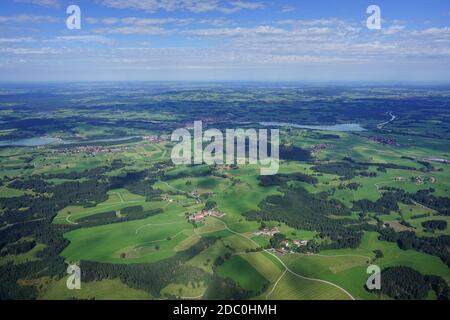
369, 266, 449, 300
245, 186, 362, 249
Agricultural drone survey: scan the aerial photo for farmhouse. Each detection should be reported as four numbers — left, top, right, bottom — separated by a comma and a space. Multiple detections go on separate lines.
280, 240, 289, 248
161, 195, 174, 203
255, 227, 280, 237
293, 240, 309, 247
188, 209, 226, 222
189, 211, 208, 222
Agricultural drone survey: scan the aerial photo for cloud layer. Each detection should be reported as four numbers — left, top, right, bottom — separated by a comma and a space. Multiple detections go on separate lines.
0, 1, 450, 81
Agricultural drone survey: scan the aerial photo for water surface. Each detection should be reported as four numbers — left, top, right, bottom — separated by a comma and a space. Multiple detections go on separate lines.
259, 122, 365, 132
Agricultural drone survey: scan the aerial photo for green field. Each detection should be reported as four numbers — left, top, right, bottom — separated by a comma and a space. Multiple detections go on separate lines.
218, 255, 268, 293
61, 203, 194, 264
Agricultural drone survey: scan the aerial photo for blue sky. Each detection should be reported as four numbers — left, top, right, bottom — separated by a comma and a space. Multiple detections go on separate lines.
0, 0, 450, 81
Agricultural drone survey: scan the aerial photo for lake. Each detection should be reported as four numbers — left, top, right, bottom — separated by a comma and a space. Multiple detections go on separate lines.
0, 136, 141, 147
259, 122, 366, 132
0, 137, 61, 147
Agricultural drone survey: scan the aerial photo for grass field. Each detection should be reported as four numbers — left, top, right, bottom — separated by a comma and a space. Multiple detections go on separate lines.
238, 252, 284, 283
262, 272, 352, 300
217, 255, 268, 293
40, 277, 152, 300
61, 202, 194, 264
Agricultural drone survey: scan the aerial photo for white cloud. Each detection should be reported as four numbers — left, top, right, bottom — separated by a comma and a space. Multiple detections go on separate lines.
418, 27, 450, 35
383, 25, 405, 35
0, 14, 60, 24
52, 35, 116, 45
86, 17, 100, 25
85, 16, 229, 27
0, 47, 67, 55
0, 37, 35, 43
93, 26, 170, 35
14, 0, 60, 8
87, 16, 231, 34
102, 17, 121, 26
185, 26, 286, 37
280, 5, 296, 13
100, 0, 264, 14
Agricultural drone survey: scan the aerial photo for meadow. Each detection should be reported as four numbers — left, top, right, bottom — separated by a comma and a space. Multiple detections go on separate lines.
1, 84, 449, 300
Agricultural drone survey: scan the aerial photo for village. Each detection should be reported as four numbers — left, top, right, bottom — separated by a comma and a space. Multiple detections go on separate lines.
143, 135, 162, 143
53, 145, 128, 156
368, 135, 399, 146
46, 135, 162, 156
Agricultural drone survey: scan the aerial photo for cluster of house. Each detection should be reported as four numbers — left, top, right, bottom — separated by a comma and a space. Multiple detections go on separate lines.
368, 136, 398, 146
395, 176, 437, 184
426, 157, 450, 164
280, 239, 309, 248
254, 227, 280, 237
188, 209, 225, 222
54, 145, 126, 156
161, 195, 174, 203
254, 228, 309, 248
310, 143, 334, 156
412, 176, 437, 184
143, 135, 161, 143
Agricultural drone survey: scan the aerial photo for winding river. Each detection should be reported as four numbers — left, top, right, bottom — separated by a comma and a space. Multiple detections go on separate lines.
377, 112, 396, 129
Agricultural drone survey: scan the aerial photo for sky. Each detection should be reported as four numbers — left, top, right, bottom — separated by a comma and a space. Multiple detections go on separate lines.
0, 0, 450, 82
